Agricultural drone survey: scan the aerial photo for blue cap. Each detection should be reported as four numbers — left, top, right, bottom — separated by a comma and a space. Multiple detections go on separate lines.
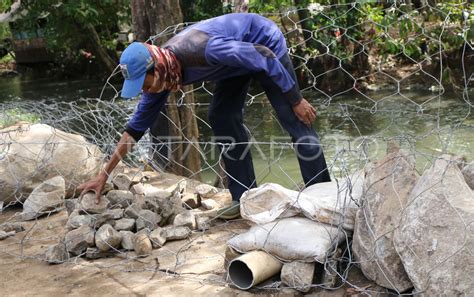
119, 42, 154, 98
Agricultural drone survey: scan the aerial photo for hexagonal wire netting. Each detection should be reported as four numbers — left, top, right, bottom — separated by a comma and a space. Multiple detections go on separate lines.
0, 2, 472, 295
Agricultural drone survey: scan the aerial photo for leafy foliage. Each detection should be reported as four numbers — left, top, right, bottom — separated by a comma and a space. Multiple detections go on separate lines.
0, 0, 14, 41
181, 0, 229, 22
11, 0, 130, 72
250, 0, 472, 63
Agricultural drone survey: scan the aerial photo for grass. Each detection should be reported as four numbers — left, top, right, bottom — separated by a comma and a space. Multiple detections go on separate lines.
0, 108, 40, 129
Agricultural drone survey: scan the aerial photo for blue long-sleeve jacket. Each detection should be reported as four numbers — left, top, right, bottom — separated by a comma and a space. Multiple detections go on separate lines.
126, 13, 302, 141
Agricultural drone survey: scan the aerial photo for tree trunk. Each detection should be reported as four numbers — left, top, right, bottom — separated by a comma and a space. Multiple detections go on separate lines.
84, 23, 116, 74
130, 0, 202, 180
222, 0, 248, 12
233, 0, 249, 12
130, 0, 150, 42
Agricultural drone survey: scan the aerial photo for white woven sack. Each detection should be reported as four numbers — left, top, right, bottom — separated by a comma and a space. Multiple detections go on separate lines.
228, 217, 345, 262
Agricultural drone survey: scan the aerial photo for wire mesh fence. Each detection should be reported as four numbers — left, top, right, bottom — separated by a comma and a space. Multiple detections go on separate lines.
0, 2, 473, 295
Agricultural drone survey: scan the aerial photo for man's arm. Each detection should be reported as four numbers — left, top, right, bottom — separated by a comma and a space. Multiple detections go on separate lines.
125, 91, 170, 142
77, 131, 136, 202
77, 91, 169, 202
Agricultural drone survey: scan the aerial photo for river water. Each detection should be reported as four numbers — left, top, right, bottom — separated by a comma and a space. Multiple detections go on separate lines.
1, 76, 472, 187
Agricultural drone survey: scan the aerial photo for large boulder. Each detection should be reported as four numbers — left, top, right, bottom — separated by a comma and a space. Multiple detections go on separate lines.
352, 152, 418, 292
462, 161, 474, 190
20, 176, 66, 220
393, 155, 474, 296
0, 123, 103, 203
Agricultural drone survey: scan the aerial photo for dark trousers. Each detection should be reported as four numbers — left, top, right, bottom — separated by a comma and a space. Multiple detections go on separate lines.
209, 53, 331, 201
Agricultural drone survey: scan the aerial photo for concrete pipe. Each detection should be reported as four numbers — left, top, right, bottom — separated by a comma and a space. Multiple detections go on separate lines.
228, 250, 282, 290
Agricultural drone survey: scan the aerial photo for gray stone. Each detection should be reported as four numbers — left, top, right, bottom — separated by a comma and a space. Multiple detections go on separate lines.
112, 173, 132, 190
393, 155, 474, 296
143, 185, 171, 198
65, 225, 95, 256
163, 226, 191, 241
182, 193, 201, 209
143, 197, 160, 213
149, 227, 166, 248
0, 222, 24, 233
130, 183, 145, 195
352, 152, 417, 292
45, 243, 69, 264
173, 211, 196, 230
461, 161, 474, 190
136, 209, 160, 231
120, 231, 134, 250
67, 210, 114, 230
114, 218, 135, 231
201, 199, 219, 210
95, 224, 122, 252
195, 184, 218, 198
104, 208, 124, 220
112, 173, 142, 191
21, 176, 66, 220
85, 247, 116, 259
66, 211, 95, 230
160, 190, 185, 225
195, 216, 210, 231
65, 198, 78, 216
101, 182, 114, 195
281, 261, 315, 293
133, 233, 152, 257
79, 192, 109, 214
124, 202, 142, 219
105, 190, 134, 208
172, 181, 187, 196
0, 230, 15, 240
93, 212, 115, 227
135, 228, 150, 237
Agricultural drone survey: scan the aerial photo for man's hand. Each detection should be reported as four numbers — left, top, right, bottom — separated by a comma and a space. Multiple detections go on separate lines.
76, 173, 108, 204
75, 131, 136, 204
292, 98, 317, 127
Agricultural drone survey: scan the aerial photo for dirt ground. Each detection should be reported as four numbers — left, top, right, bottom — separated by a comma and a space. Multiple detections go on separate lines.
0, 171, 384, 296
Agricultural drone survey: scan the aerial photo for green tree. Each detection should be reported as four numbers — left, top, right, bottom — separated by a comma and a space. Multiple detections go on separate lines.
181, 0, 226, 22
0, 0, 14, 41
13, 0, 130, 74
131, 0, 202, 179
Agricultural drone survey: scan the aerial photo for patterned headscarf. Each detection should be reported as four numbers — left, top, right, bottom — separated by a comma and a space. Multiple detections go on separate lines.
143, 43, 182, 93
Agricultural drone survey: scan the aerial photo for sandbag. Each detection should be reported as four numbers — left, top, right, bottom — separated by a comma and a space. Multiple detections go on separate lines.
227, 217, 345, 262
240, 173, 362, 230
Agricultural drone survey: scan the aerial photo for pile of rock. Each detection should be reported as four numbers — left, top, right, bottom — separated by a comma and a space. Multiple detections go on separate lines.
352, 152, 474, 295
46, 172, 221, 264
